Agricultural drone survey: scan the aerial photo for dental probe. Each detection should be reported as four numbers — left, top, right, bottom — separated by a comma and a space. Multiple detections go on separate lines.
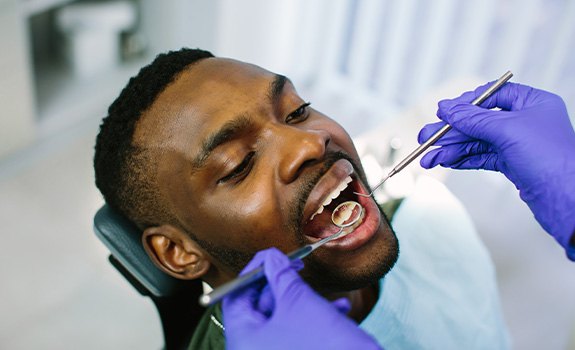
198, 201, 363, 307
355, 70, 513, 198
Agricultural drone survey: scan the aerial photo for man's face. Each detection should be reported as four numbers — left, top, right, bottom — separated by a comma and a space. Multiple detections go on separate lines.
135, 58, 398, 293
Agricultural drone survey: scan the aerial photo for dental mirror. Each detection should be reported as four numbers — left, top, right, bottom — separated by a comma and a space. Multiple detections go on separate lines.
331, 200, 363, 228
198, 201, 364, 306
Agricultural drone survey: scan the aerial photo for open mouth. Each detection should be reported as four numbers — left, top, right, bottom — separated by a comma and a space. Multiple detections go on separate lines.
303, 175, 366, 240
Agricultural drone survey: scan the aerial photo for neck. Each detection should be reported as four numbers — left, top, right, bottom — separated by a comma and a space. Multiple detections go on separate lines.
324, 283, 379, 323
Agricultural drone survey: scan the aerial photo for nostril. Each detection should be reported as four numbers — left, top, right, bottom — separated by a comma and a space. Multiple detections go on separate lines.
296, 158, 319, 178
280, 129, 330, 183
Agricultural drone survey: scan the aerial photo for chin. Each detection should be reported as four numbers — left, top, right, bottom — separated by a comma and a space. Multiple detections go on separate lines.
301, 221, 399, 294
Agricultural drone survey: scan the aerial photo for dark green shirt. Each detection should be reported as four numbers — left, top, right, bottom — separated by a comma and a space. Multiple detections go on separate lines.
188, 303, 225, 350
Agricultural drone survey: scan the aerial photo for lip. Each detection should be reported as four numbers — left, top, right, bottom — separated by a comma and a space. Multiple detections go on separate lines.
302, 159, 354, 224
302, 160, 381, 251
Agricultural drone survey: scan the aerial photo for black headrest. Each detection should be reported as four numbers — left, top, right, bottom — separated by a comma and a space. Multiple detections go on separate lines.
93, 204, 200, 297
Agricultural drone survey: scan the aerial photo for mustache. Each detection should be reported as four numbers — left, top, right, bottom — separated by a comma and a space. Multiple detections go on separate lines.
288, 150, 367, 242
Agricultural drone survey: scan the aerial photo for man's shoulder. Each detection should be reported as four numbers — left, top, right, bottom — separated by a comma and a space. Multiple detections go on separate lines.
378, 197, 404, 221
188, 303, 225, 350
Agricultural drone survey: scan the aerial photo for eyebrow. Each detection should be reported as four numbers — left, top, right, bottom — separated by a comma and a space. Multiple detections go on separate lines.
192, 115, 254, 170
268, 74, 287, 104
192, 74, 289, 171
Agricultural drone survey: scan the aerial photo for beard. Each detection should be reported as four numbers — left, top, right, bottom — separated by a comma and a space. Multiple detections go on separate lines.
193, 150, 399, 292
297, 204, 399, 294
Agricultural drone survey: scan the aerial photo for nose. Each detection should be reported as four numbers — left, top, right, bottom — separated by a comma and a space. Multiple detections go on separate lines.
277, 127, 331, 183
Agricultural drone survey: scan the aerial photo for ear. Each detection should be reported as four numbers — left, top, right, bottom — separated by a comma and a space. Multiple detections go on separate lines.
142, 225, 211, 280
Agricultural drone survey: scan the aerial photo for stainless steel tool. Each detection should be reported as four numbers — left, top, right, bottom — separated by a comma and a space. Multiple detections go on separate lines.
356, 70, 513, 198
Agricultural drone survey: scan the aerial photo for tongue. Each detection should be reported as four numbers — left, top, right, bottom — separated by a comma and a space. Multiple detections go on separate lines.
303, 210, 340, 239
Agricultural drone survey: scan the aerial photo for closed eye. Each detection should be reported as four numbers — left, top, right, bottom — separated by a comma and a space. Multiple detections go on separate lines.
218, 151, 255, 184
285, 102, 311, 124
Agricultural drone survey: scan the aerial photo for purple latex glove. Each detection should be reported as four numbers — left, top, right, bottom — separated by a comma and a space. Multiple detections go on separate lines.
223, 248, 382, 350
418, 82, 575, 260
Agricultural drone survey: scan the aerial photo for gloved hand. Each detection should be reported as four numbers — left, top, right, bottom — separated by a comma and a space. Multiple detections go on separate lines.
223, 248, 382, 350
418, 82, 575, 259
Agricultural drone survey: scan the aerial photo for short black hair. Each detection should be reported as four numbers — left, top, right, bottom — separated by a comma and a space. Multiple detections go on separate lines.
94, 48, 214, 228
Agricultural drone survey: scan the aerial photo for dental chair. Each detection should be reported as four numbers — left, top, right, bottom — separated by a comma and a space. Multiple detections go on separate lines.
93, 204, 205, 350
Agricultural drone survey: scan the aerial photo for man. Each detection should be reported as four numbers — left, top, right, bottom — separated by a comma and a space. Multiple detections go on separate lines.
224, 82, 575, 350
94, 48, 509, 349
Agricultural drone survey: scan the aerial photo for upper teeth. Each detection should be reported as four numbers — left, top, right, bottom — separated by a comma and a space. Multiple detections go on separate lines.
310, 176, 353, 221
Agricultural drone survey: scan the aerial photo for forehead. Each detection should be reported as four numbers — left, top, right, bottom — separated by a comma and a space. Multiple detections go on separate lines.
133, 58, 278, 149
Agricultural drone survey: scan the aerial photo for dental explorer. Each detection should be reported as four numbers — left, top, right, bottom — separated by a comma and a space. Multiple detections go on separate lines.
355, 70, 513, 198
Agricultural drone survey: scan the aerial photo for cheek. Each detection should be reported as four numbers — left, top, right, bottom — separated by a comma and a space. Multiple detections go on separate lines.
192, 185, 289, 250
333, 129, 358, 157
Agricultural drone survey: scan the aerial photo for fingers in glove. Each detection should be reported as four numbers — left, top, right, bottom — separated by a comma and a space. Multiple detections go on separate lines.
447, 153, 500, 170
420, 141, 496, 170
223, 248, 286, 324
239, 248, 274, 275
248, 248, 302, 313
436, 102, 508, 143
444, 81, 538, 112
418, 121, 446, 144
255, 284, 275, 318
418, 121, 472, 145
262, 249, 307, 302
331, 297, 352, 314
223, 274, 268, 327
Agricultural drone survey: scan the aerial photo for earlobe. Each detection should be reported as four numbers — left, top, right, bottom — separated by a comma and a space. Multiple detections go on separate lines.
142, 225, 210, 280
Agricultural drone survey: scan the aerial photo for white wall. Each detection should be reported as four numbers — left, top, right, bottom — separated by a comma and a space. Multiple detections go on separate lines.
0, 0, 36, 158
212, 0, 575, 136
140, 0, 219, 54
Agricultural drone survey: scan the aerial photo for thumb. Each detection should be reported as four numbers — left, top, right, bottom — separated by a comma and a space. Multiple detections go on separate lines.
223, 280, 268, 326
262, 249, 304, 297
331, 297, 352, 314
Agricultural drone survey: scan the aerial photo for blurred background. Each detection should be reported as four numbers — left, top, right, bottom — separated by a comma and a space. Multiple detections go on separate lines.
1, 0, 574, 348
